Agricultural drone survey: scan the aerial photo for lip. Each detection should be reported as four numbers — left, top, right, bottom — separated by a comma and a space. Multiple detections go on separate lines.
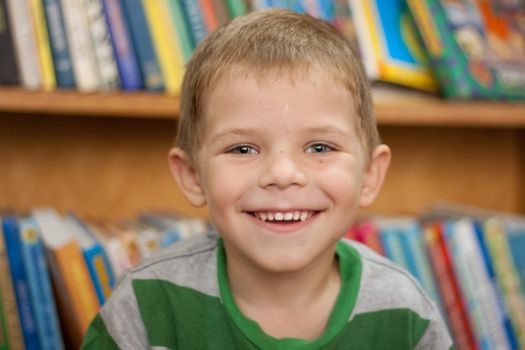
244, 210, 321, 234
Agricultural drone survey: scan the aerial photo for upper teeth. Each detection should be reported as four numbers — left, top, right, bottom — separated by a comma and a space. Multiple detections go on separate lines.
255, 211, 312, 222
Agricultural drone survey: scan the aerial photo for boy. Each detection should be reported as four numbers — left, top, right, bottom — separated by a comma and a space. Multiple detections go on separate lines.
82, 9, 453, 349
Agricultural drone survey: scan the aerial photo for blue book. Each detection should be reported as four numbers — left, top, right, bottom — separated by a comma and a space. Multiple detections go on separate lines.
119, 0, 164, 92
377, 220, 408, 269
181, 0, 208, 46
19, 217, 64, 350
473, 220, 518, 350
102, 0, 142, 90
65, 214, 115, 305
505, 218, 525, 296
42, 0, 76, 88
1, 216, 40, 350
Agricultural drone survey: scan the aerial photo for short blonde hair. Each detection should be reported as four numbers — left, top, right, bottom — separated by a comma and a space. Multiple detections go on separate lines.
175, 8, 379, 164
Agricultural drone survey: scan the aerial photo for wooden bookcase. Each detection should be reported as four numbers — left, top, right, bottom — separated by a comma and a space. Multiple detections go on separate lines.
0, 86, 524, 219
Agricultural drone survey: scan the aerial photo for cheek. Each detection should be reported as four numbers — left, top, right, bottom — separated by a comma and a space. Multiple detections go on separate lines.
205, 161, 252, 208
316, 165, 363, 202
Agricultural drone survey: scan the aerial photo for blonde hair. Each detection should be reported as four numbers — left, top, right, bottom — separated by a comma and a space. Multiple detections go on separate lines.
175, 8, 379, 164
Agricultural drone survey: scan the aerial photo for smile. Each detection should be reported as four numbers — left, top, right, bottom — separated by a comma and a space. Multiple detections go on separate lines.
249, 211, 316, 222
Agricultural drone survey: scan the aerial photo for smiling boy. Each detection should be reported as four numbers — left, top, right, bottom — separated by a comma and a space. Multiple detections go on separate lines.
81, 9, 453, 350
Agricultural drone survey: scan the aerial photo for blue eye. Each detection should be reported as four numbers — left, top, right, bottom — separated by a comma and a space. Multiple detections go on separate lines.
306, 143, 333, 153
228, 145, 258, 154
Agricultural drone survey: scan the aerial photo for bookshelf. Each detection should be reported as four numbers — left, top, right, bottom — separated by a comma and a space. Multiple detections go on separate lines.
0, 87, 524, 219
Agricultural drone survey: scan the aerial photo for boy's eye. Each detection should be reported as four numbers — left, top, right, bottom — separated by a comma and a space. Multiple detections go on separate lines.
227, 145, 258, 154
305, 143, 333, 153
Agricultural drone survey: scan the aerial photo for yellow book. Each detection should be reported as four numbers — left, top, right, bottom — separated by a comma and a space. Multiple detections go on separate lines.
28, 0, 56, 91
143, 0, 185, 96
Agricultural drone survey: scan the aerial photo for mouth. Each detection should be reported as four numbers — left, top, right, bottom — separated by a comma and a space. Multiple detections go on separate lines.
247, 210, 318, 223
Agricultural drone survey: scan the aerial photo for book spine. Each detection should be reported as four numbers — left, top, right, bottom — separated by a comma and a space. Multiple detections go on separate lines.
119, 0, 164, 91
198, 0, 218, 33
380, 226, 408, 269
102, 0, 142, 90
0, 218, 24, 350
0, 0, 19, 85
84, 0, 121, 90
42, 0, 75, 88
1, 217, 40, 350
83, 245, 115, 305
423, 222, 478, 350
5, 0, 42, 89
224, 0, 247, 18
19, 218, 64, 350
166, 0, 194, 63
28, 0, 56, 91
181, 0, 208, 46
210, 0, 230, 27
60, 0, 101, 91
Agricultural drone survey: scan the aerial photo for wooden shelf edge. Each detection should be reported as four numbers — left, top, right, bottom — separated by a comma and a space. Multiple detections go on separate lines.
0, 88, 180, 119
1, 87, 525, 127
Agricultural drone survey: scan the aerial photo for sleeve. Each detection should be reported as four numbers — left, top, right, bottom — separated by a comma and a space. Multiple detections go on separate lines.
80, 273, 150, 350
414, 308, 456, 350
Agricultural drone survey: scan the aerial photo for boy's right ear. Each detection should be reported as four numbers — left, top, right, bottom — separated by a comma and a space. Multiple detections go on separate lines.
168, 148, 207, 208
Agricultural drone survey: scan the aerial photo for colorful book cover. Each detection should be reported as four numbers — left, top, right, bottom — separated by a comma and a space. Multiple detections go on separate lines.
407, 0, 525, 100
181, 0, 209, 46
225, 0, 247, 18
84, 0, 121, 91
0, 0, 19, 85
28, 0, 56, 91
102, 0, 142, 90
166, 0, 194, 63
483, 218, 525, 349
445, 218, 510, 350
199, 0, 219, 33
349, 0, 438, 93
423, 221, 478, 350
42, 0, 75, 88
19, 217, 64, 350
0, 217, 24, 350
376, 219, 409, 269
352, 219, 385, 256
1, 216, 40, 350
32, 208, 99, 350
143, 0, 185, 96
120, 0, 164, 91
6, 0, 42, 89
59, 0, 101, 91
65, 214, 116, 306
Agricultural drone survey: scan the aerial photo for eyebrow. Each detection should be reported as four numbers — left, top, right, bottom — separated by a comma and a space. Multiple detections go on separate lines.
209, 128, 260, 144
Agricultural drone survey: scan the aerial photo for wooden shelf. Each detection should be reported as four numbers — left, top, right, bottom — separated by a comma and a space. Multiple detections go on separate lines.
1, 87, 525, 127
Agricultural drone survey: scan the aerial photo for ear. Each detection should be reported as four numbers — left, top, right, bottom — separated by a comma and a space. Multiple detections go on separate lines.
359, 144, 391, 207
168, 148, 207, 208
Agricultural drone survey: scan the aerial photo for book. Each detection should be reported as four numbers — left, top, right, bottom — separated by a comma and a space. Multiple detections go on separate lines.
483, 218, 525, 349
18, 217, 64, 350
210, 0, 230, 27
225, 0, 247, 18
0, 217, 25, 350
0, 0, 19, 85
120, 0, 164, 91
143, 0, 185, 95
32, 208, 99, 350
84, 0, 121, 90
504, 218, 525, 299
445, 218, 511, 350
65, 214, 115, 306
6, 0, 42, 89
349, 0, 438, 93
199, 0, 219, 33
166, 0, 195, 63
423, 221, 478, 350
59, 0, 101, 91
351, 219, 385, 256
181, 0, 208, 46
102, 0, 142, 90
1, 216, 40, 350
407, 0, 525, 100
29, 0, 56, 91
42, 0, 76, 88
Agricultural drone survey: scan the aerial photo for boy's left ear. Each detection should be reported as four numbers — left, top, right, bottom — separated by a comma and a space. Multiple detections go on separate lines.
168, 148, 207, 208
359, 144, 391, 207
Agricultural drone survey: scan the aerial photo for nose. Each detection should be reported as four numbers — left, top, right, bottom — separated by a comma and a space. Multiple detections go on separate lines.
257, 151, 308, 189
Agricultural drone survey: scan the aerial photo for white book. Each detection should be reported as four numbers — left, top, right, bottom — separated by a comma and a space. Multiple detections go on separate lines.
83, 0, 120, 90
347, 0, 378, 79
60, 0, 101, 91
6, 0, 42, 89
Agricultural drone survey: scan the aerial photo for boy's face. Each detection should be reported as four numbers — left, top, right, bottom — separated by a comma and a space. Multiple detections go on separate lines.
170, 70, 390, 274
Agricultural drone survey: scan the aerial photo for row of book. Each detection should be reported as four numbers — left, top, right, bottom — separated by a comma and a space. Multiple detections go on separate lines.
1, 0, 524, 100
346, 206, 525, 350
0, 209, 210, 350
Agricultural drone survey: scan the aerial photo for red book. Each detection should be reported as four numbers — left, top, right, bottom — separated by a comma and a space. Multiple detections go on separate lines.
423, 221, 478, 350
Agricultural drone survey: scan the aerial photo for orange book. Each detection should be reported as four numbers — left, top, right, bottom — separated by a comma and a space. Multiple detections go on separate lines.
33, 209, 99, 350
199, 0, 219, 32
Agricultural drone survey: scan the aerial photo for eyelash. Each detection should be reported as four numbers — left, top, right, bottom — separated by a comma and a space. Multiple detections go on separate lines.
227, 144, 258, 154
226, 143, 335, 155
305, 143, 334, 153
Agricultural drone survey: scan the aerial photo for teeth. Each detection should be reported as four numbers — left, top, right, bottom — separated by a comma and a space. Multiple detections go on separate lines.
254, 211, 313, 222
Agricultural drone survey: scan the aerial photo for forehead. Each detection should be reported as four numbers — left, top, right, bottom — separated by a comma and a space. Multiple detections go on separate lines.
202, 68, 359, 135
